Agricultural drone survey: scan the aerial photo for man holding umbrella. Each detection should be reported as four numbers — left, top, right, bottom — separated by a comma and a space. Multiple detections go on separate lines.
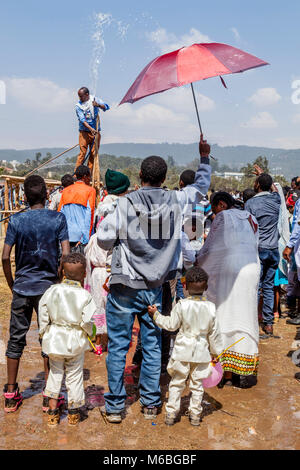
97, 135, 212, 423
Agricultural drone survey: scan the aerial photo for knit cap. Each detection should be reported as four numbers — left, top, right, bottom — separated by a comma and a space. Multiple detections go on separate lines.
105, 169, 130, 195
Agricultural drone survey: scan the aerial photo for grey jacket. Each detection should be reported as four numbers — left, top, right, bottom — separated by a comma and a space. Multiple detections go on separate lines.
97, 161, 211, 289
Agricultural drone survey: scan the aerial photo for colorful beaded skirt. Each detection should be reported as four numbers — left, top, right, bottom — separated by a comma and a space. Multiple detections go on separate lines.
220, 350, 259, 376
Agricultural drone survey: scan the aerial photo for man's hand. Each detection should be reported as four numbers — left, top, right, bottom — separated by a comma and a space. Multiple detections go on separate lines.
252, 164, 264, 176
93, 100, 106, 111
83, 122, 100, 136
199, 134, 210, 158
92, 129, 100, 137
283, 246, 293, 263
147, 305, 158, 317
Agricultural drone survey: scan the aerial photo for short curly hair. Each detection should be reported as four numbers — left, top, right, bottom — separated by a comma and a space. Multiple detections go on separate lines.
180, 169, 195, 187
75, 165, 91, 180
61, 174, 74, 188
257, 173, 273, 191
24, 175, 47, 206
62, 252, 86, 269
140, 156, 167, 185
185, 266, 209, 284
211, 191, 235, 209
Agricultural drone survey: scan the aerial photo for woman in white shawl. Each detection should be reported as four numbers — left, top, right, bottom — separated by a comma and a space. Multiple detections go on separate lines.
196, 192, 260, 388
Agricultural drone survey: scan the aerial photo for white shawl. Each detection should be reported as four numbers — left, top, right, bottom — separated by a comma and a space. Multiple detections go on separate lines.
77, 95, 95, 120
196, 208, 260, 342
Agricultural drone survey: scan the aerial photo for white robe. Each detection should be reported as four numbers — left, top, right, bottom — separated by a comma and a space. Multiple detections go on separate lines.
153, 296, 223, 368
196, 209, 260, 357
39, 281, 96, 358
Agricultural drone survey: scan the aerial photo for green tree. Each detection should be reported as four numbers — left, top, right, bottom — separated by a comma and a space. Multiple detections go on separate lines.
241, 156, 269, 177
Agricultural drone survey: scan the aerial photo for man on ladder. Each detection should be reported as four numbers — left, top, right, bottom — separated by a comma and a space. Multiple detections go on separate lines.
75, 87, 109, 172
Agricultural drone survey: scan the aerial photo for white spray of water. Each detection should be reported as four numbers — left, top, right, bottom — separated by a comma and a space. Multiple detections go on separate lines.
90, 12, 129, 95
90, 13, 112, 95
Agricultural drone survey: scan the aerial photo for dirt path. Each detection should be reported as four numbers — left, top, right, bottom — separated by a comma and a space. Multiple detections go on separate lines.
0, 267, 299, 450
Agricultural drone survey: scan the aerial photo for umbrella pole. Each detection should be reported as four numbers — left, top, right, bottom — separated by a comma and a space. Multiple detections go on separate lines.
190, 83, 203, 135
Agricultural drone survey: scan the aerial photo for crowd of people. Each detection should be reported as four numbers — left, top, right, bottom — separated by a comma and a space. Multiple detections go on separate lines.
1, 133, 300, 430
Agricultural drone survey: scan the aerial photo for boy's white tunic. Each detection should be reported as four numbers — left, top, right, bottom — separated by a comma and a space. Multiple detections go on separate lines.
153, 296, 223, 373
153, 296, 223, 416
39, 280, 96, 358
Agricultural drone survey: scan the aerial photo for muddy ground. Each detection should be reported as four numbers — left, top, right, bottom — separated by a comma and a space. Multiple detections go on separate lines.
0, 261, 299, 450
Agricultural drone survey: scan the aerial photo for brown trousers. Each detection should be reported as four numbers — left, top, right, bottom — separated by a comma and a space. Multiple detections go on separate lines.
75, 131, 101, 171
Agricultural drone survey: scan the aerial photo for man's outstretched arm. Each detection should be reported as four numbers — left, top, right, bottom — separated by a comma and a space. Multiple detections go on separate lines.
178, 135, 212, 209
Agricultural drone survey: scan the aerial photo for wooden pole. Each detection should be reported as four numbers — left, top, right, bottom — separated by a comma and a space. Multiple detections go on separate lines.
25, 144, 79, 178
10, 183, 14, 211
0, 175, 61, 232
92, 114, 101, 206
15, 184, 20, 210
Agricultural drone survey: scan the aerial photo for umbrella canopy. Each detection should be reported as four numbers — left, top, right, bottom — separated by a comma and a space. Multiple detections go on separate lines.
120, 42, 269, 105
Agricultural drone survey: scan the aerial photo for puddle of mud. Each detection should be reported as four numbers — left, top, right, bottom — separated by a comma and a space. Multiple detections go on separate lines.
0, 273, 300, 450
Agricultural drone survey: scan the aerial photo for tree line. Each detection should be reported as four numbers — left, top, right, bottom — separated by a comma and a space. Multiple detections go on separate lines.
0, 152, 289, 191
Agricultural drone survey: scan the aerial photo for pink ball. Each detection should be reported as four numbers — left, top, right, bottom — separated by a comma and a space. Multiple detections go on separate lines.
202, 362, 223, 388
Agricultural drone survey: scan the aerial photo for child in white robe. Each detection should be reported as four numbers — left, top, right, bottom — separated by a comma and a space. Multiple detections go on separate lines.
39, 253, 96, 427
148, 266, 223, 426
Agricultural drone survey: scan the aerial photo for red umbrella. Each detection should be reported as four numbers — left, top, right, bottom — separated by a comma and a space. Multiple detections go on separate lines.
120, 42, 269, 133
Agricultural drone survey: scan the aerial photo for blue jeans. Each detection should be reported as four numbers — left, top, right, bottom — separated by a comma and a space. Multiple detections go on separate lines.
105, 284, 162, 413
258, 248, 280, 325
176, 279, 185, 300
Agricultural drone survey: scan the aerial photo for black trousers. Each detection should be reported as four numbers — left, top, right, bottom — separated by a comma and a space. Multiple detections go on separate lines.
6, 292, 47, 359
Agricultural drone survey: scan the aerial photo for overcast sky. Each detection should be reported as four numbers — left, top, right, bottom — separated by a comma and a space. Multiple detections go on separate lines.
0, 0, 300, 150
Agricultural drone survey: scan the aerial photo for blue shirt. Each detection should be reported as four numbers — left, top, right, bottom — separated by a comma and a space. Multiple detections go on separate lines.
60, 202, 93, 244
5, 209, 69, 296
245, 191, 281, 250
76, 96, 109, 132
287, 198, 300, 248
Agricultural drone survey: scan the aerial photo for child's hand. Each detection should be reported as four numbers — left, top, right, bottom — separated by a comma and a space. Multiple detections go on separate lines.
147, 305, 158, 317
